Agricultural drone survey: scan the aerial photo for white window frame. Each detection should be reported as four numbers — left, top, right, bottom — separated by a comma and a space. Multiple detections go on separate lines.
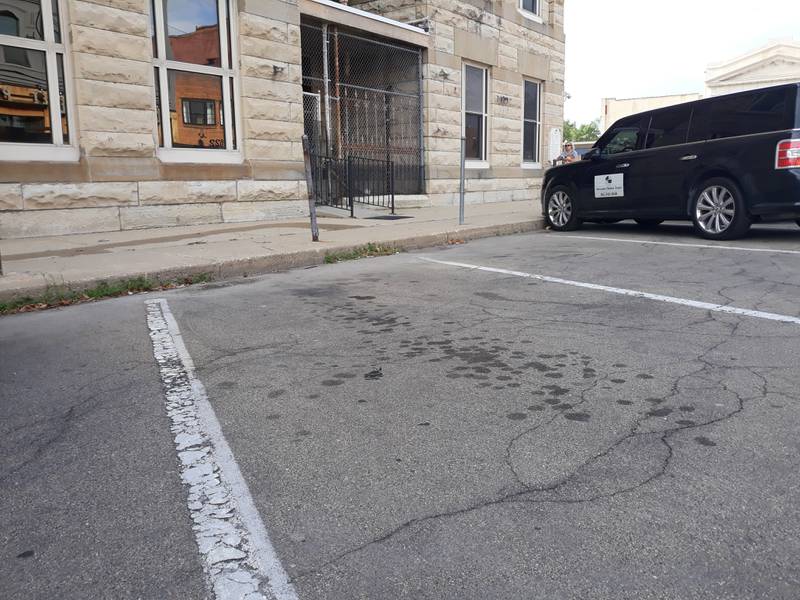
462, 62, 489, 169
521, 79, 542, 169
0, 0, 78, 162
518, 0, 543, 23
152, 0, 242, 164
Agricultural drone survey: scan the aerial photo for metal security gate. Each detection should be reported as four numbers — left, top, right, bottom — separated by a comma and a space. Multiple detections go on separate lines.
301, 21, 423, 211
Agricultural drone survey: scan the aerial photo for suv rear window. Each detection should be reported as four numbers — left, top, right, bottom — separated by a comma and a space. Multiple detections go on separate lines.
645, 105, 692, 149
689, 87, 793, 142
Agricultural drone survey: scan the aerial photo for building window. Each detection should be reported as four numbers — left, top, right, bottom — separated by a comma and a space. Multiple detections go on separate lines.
0, 0, 75, 161
151, 0, 239, 159
182, 99, 216, 126
519, 0, 539, 16
464, 64, 488, 162
522, 80, 541, 165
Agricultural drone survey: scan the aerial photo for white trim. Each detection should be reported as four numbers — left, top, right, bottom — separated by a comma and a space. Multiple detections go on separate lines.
521, 78, 542, 167
462, 62, 489, 163
307, 0, 429, 36
0, 143, 79, 162
517, 8, 543, 24
157, 147, 243, 164
517, 0, 543, 22
0, 0, 77, 161
151, 0, 241, 156
465, 160, 490, 170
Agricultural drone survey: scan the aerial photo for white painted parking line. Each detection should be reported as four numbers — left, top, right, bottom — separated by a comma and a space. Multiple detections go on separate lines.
549, 234, 800, 255
145, 299, 298, 600
420, 257, 800, 326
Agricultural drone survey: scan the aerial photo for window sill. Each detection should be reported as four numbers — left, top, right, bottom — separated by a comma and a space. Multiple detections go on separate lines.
157, 148, 244, 165
517, 8, 544, 24
521, 162, 542, 169
0, 143, 79, 163
465, 160, 490, 170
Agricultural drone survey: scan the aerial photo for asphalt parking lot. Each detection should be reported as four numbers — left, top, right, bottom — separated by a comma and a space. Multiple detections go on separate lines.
3, 220, 800, 599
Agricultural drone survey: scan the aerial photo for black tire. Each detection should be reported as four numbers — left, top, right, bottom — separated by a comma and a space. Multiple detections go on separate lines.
691, 177, 751, 240
635, 219, 664, 228
545, 186, 582, 231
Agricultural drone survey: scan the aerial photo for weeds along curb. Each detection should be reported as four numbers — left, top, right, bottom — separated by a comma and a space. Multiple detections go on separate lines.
0, 219, 544, 314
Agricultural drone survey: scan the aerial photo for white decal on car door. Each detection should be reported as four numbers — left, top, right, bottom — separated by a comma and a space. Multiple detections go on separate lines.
594, 174, 624, 198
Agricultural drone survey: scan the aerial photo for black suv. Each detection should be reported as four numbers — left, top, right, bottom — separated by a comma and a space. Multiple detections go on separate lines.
542, 83, 800, 239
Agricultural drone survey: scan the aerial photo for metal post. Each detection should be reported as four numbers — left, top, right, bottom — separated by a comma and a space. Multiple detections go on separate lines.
459, 136, 465, 225
417, 50, 424, 194
346, 156, 354, 218
301, 135, 320, 242
389, 161, 395, 215
321, 24, 332, 154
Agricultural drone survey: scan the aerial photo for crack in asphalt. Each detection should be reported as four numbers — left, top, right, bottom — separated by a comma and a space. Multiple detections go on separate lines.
290, 313, 780, 583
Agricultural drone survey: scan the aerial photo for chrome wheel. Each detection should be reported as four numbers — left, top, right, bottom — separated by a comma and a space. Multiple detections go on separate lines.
548, 191, 572, 228
695, 185, 735, 234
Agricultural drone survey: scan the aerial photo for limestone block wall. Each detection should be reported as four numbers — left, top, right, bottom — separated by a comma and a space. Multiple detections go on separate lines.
0, 0, 310, 239
351, 0, 566, 208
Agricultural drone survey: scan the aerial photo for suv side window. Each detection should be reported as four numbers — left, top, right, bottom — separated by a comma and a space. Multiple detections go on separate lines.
603, 128, 640, 155
689, 88, 791, 141
645, 106, 692, 148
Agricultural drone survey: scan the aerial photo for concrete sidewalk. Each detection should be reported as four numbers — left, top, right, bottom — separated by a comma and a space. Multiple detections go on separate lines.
0, 201, 544, 302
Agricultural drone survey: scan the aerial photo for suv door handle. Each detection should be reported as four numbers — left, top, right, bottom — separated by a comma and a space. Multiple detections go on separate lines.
680, 154, 698, 161
616, 163, 630, 169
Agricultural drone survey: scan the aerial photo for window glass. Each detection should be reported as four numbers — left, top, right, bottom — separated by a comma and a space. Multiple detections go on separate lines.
645, 106, 691, 149
52, 0, 61, 43
690, 89, 791, 141
0, 45, 51, 143
154, 67, 163, 146
603, 128, 639, 155
465, 112, 482, 160
0, 1, 44, 40
464, 65, 484, 114
168, 71, 225, 148
521, 0, 538, 13
56, 53, 68, 143
163, 0, 221, 67
523, 80, 540, 163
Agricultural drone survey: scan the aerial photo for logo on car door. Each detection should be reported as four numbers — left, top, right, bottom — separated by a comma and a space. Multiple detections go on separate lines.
594, 174, 624, 198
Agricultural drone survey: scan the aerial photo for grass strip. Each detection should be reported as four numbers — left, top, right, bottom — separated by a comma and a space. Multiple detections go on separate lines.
323, 243, 398, 264
0, 273, 213, 315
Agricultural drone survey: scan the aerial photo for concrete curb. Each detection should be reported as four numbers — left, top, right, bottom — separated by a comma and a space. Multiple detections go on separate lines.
0, 218, 545, 304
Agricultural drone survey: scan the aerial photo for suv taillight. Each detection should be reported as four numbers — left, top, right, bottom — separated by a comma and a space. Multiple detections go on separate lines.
776, 139, 800, 169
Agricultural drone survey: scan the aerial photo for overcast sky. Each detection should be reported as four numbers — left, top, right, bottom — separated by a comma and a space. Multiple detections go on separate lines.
564, 0, 800, 124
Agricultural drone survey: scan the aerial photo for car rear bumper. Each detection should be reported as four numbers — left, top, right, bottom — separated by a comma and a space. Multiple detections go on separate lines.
749, 168, 800, 218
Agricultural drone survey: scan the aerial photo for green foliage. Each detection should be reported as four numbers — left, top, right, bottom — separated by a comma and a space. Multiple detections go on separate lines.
564, 119, 601, 142
0, 273, 213, 315
324, 243, 398, 264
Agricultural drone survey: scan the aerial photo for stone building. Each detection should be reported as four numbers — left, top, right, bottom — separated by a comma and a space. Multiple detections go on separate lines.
0, 0, 565, 238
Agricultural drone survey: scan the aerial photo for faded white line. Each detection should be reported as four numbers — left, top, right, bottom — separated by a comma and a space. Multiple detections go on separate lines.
420, 257, 800, 325
146, 298, 298, 600
552, 234, 800, 256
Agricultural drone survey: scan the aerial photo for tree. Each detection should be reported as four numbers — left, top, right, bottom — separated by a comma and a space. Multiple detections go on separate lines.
564, 119, 601, 142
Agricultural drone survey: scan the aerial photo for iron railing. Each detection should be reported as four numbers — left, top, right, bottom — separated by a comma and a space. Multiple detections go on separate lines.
300, 22, 423, 196
310, 153, 395, 216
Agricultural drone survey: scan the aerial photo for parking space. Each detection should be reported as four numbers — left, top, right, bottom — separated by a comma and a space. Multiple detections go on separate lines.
167, 224, 800, 598
3, 224, 800, 599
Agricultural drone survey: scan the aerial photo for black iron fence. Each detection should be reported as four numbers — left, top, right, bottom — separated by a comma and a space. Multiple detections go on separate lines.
310, 153, 395, 216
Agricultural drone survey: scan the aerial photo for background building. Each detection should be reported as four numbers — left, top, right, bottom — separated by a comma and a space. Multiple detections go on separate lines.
0, 0, 566, 239
600, 39, 800, 133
